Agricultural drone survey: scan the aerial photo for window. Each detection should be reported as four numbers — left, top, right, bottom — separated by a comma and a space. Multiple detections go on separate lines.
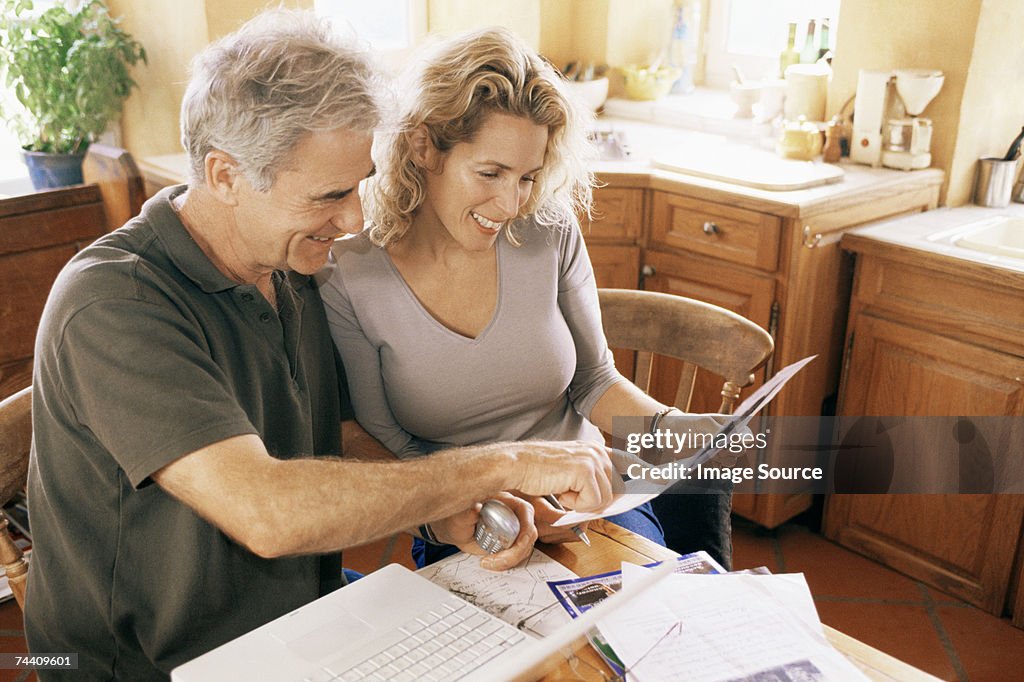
704, 0, 840, 88
314, 0, 427, 72
0, 0, 58, 194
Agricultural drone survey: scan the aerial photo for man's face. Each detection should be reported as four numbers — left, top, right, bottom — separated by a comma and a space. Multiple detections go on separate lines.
230, 128, 374, 277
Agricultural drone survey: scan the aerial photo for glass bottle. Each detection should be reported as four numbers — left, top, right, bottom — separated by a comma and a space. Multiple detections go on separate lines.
779, 22, 800, 78
817, 18, 831, 62
668, 0, 699, 94
799, 19, 818, 64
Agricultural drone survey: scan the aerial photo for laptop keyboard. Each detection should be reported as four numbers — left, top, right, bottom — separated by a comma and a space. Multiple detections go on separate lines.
306, 595, 527, 681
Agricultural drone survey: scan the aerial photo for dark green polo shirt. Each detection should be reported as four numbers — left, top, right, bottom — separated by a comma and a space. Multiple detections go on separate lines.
25, 185, 351, 680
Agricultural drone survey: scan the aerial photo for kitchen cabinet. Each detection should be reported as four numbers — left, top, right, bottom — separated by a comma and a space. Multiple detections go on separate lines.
583, 186, 645, 378
593, 169, 942, 528
826, 230, 1024, 617
0, 186, 109, 400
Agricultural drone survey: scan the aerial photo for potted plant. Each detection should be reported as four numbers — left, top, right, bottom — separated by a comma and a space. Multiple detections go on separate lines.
0, 0, 146, 189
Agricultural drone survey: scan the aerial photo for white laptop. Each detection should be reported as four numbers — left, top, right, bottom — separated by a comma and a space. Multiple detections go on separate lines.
171, 560, 674, 682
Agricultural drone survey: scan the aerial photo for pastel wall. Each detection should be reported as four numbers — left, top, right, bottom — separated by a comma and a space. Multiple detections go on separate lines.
829, 0, 1024, 205
427, 0, 540, 47
109, 0, 313, 160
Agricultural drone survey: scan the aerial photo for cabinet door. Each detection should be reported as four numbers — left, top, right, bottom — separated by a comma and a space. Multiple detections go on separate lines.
642, 249, 774, 413
841, 313, 1024, 416
588, 245, 640, 378
827, 312, 1024, 613
584, 187, 643, 242
588, 244, 640, 291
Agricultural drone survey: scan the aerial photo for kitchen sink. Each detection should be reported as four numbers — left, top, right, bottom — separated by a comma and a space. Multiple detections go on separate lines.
929, 215, 1024, 259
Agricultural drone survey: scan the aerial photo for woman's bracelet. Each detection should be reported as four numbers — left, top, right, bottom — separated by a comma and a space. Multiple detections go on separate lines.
649, 406, 682, 436
418, 523, 444, 546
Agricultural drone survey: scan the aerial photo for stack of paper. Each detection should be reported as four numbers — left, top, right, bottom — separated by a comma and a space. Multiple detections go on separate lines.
597, 564, 869, 681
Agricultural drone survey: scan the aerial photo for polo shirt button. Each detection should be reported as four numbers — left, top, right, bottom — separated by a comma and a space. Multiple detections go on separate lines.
241, 293, 254, 302
259, 312, 271, 322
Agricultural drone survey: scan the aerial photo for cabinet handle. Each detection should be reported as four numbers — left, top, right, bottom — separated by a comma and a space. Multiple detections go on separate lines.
702, 221, 719, 236
802, 225, 822, 249
641, 264, 656, 278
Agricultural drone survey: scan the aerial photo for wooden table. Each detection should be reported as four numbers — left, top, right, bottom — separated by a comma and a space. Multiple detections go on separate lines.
536, 519, 941, 681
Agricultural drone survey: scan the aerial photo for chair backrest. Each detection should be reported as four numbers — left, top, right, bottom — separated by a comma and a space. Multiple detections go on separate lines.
598, 288, 774, 414
82, 143, 146, 231
0, 386, 31, 609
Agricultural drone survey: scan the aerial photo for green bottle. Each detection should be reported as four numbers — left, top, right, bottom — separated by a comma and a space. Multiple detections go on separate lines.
799, 19, 818, 64
817, 18, 832, 62
779, 22, 800, 77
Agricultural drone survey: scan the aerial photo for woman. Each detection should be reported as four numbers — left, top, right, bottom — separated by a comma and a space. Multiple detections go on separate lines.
320, 28, 710, 566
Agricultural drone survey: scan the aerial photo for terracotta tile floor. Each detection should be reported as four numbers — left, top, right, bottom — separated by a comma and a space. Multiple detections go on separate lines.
2, 519, 1021, 681
728, 517, 1024, 682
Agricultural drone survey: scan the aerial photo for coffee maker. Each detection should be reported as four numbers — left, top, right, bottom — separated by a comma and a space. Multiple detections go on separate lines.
881, 70, 944, 170
850, 69, 943, 170
849, 71, 889, 166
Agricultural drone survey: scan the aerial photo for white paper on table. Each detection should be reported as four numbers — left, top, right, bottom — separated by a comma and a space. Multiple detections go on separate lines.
416, 548, 577, 637
554, 356, 817, 528
595, 563, 869, 682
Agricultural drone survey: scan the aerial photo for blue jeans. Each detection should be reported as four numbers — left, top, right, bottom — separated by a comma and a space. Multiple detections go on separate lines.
411, 501, 665, 568
651, 478, 734, 570
342, 568, 363, 584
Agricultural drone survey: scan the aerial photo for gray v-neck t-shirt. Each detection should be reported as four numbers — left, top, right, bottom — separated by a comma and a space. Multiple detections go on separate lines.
318, 220, 624, 458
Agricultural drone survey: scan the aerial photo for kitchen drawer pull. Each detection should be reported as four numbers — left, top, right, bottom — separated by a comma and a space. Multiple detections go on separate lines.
702, 221, 719, 236
802, 225, 822, 249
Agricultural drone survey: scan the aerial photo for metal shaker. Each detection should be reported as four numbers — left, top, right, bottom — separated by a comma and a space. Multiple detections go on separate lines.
474, 500, 520, 554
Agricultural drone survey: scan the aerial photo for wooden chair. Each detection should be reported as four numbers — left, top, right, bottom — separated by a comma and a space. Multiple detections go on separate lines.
597, 288, 774, 414
598, 289, 774, 568
0, 386, 31, 609
82, 143, 146, 231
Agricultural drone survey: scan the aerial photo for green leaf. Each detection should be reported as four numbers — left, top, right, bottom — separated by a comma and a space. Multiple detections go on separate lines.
0, 0, 146, 151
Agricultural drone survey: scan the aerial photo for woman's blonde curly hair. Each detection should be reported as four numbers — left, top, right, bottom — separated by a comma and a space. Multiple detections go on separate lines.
366, 27, 595, 247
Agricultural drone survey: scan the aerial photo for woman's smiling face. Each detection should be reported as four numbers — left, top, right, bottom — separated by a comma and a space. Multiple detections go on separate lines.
417, 112, 548, 251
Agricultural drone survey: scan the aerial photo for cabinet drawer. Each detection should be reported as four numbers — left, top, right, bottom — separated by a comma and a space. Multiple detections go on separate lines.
582, 187, 642, 241
650, 192, 780, 271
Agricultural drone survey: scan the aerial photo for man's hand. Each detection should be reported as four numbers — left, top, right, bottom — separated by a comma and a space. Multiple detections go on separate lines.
525, 494, 592, 544
509, 440, 616, 512
430, 493, 538, 571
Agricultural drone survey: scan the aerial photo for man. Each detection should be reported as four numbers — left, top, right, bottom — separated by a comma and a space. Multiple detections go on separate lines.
24, 11, 616, 680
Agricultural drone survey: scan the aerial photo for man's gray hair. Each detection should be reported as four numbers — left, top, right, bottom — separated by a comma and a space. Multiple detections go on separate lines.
181, 10, 383, 191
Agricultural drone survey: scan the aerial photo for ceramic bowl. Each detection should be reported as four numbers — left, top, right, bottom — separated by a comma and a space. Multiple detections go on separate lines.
564, 77, 609, 113
621, 65, 681, 101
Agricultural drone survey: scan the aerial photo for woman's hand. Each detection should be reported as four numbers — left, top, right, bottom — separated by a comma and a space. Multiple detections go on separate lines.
429, 492, 538, 571
524, 494, 592, 544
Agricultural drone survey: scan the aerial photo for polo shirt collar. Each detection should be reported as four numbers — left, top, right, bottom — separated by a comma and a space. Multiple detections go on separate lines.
146, 185, 311, 294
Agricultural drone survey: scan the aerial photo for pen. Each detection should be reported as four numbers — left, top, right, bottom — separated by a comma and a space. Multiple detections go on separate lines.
543, 494, 591, 546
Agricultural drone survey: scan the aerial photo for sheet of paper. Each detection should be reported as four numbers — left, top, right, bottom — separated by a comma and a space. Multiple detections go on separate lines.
554, 356, 817, 528
416, 549, 577, 637
597, 565, 869, 682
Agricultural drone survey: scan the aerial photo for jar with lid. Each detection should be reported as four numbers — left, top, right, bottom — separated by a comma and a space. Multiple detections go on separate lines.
777, 116, 823, 161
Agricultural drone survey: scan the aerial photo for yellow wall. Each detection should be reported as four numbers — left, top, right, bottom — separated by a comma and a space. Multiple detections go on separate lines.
113, 0, 1024, 205
427, 0, 540, 48
110, 0, 312, 160
828, 0, 980, 204
947, 0, 1024, 205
